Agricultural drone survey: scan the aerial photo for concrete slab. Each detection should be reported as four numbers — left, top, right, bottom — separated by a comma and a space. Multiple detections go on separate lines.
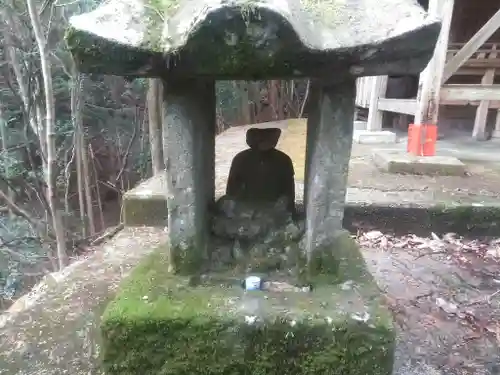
372, 150, 466, 176
492, 130, 500, 139
353, 120, 367, 130
353, 130, 397, 144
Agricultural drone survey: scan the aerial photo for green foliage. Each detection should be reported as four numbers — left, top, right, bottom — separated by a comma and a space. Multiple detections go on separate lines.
135, 147, 152, 179
0, 152, 24, 181
216, 81, 248, 125
0, 216, 45, 300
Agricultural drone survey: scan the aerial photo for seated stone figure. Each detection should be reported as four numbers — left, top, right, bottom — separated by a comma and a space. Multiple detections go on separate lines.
212, 127, 296, 241
226, 127, 295, 213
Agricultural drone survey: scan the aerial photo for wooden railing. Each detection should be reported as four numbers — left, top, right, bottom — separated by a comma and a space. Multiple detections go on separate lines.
355, 42, 500, 109
355, 77, 375, 108
446, 42, 500, 74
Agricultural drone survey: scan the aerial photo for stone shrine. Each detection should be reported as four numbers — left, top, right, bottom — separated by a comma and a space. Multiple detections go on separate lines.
66, 1, 440, 374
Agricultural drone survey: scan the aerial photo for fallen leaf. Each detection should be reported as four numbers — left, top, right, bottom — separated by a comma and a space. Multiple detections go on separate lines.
364, 230, 383, 241
436, 297, 459, 315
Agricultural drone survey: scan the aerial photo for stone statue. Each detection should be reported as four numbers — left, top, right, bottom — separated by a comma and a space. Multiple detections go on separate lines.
226, 127, 295, 214
211, 127, 295, 241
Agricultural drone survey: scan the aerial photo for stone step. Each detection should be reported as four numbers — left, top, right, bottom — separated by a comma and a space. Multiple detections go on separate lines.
353, 130, 397, 144
123, 174, 500, 237
123, 172, 168, 227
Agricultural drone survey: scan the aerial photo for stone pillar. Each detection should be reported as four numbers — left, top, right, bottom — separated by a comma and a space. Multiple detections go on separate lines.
162, 79, 216, 274
304, 79, 355, 264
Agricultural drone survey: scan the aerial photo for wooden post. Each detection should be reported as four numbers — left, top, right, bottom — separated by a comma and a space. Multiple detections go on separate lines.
472, 45, 497, 139
493, 110, 500, 139
366, 76, 388, 131
414, 0, 455, 126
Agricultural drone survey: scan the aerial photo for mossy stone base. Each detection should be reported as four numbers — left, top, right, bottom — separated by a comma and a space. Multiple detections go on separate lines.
101, 248, 395, 375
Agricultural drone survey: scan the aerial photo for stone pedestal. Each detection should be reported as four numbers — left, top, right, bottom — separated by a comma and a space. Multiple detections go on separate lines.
353, 120, 368, 130
372, 150, 466, 176
101, 231, 395, 375
304, 79, 354, 259
162, 79, 216, 273
353, 130, 397, 144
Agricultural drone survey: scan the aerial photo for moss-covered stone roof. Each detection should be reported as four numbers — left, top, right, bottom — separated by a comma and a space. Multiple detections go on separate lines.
65, 0, 441, 79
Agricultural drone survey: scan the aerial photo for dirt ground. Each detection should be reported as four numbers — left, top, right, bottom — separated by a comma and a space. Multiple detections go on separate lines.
0, 122, 499, 374
361, 232, 500, 375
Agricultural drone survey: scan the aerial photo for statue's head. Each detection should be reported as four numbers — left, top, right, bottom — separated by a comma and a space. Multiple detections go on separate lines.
246, 128, 281, 151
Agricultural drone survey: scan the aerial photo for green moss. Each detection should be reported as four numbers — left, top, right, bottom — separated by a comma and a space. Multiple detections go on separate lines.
431, 203, 500, 233
301, 0, 345, 27
305, 230, 373, 286
148, 0, 181, 15
141, 0, 183, 51
64, 0, 329, 78
344, 203, 500, 236
101, 242, 395, 375
175, 4, 303, 78
65, 25, 153, 75
168, 239, 205, 275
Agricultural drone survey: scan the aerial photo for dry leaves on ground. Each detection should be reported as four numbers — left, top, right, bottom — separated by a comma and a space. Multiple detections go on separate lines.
356, 230, 500, 264
358, 229, 500, 347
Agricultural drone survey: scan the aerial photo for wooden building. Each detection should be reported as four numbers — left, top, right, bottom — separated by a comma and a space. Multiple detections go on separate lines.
356, 0, 500, 140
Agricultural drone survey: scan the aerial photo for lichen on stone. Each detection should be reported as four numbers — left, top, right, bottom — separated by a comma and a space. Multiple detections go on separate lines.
65, 0, 441, 78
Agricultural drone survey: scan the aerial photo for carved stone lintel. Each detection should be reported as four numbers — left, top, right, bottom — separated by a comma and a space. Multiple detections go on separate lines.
304, 79, 355, 261
162, 79, 216, 274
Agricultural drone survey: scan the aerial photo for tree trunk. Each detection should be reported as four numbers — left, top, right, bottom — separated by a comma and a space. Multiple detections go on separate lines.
0, 106, 14, 218
81, 134, 95, 235
71, 68, 88, 236
26, 0, 68, 269
268, 80, 280, 120
238, 81, 252, 125
75, 73, 95, 236
2, 32, 44, 151
147, 78, 164, 175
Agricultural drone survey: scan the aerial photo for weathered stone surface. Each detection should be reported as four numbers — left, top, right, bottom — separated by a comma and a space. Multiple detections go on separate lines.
66, 0, 440, 78
162, 79, 216, 274
123, 171, 167, 226
211, 195, 304, 272
303, 79, 355, 262
212, 196, 291, 240
372, 151, 467, 176
100, 242, 395, 375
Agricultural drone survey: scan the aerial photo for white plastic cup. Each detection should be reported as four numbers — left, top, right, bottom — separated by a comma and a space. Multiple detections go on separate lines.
245, 276, 262, 291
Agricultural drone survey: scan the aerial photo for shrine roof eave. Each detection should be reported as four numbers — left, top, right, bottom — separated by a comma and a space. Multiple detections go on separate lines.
65, 0, 441, 80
